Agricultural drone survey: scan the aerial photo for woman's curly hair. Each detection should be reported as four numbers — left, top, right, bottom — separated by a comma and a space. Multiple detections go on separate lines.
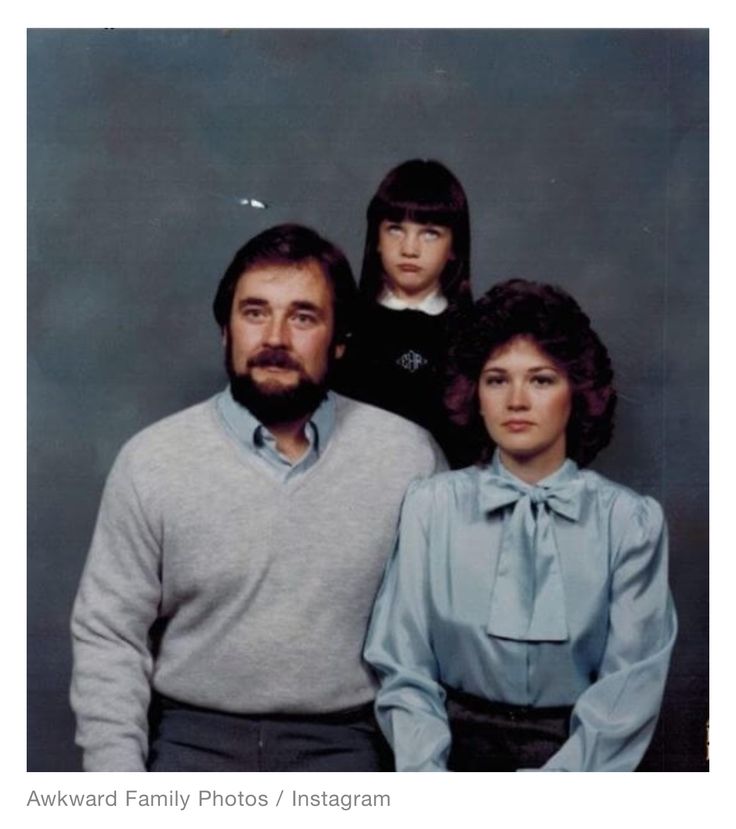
445, 279, 617, 467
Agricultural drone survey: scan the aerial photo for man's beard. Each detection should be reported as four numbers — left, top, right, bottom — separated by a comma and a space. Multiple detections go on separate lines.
226, 342, 329, 426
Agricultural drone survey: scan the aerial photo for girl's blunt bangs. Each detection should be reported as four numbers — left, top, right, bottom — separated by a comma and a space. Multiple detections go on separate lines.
369, 199, 463, 232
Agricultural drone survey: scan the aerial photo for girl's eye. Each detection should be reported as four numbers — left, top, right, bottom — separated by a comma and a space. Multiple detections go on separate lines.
422, 228, 441, 240
386, 224, 403, 235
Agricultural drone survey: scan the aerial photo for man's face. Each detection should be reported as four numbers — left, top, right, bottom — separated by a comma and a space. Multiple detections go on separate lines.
225, 260, 342, 423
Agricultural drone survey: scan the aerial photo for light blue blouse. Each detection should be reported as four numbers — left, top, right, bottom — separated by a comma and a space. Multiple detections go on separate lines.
363, 453, 677, 772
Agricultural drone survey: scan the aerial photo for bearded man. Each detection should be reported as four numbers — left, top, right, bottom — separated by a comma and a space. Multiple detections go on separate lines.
70, 224, 444, 772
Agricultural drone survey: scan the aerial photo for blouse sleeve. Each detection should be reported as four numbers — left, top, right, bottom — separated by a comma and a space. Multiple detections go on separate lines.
363, 480, 452, 771
540, 494, 677, 772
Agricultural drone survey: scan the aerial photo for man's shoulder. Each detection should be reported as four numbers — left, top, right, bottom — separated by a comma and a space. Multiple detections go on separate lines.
116, 396, 219, 466
330, 393, 445, 470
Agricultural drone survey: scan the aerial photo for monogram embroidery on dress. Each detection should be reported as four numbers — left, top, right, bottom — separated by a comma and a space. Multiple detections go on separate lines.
396, 350, 428, 372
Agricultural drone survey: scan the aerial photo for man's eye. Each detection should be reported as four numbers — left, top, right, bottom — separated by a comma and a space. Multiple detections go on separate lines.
243, 308, 266, 320
292, 312, 317, 326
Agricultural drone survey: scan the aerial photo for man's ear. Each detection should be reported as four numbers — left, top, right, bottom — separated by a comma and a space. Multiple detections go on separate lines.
221, 327, 228, 348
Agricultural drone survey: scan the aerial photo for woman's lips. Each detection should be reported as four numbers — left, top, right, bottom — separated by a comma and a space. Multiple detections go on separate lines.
398, 264, 421, 272
502, 420, 534, 432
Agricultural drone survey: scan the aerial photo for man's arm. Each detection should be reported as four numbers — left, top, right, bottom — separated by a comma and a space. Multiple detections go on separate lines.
70, 446, 162, 771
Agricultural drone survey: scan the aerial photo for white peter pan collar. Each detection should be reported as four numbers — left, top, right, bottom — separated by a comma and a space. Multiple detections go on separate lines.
377, 287, 448, 315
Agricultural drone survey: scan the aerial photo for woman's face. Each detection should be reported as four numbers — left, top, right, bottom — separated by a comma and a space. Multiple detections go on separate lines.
479, 336, 573, 480
377, 219, 453, 302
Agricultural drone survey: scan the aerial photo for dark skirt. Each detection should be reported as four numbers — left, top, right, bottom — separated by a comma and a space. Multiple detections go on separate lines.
445, 687, 572, 772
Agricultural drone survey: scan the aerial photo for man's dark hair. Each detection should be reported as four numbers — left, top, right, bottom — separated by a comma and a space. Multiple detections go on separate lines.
445, 279, 617, 467
360, 159, 472, 308
213, 223, 357, 345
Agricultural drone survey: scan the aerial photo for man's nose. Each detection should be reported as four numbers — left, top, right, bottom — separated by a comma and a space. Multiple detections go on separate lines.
263, 315, 290, 347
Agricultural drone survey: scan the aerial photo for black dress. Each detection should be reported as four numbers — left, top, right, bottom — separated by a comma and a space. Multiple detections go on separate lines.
333, 303, 472, 468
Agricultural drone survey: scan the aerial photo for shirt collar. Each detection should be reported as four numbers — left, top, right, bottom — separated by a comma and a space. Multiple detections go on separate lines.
217, 385, 336, 458
377, 286, 448, 316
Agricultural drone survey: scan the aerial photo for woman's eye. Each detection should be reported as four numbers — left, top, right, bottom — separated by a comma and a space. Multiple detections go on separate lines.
484, 375, 506, 386
531, 375, 556, 386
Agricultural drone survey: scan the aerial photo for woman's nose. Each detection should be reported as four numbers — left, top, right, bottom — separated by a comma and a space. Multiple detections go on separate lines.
507, 382, 530, 409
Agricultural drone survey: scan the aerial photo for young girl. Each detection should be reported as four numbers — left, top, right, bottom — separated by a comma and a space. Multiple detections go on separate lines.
334, 159, 473, 466
364, 279, 677, 771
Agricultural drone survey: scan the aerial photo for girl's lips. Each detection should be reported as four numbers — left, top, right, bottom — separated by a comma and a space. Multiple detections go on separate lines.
398, 264, 421, 272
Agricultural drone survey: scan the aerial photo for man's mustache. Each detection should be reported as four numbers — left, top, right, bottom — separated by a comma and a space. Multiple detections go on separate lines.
247, 348, 303, 372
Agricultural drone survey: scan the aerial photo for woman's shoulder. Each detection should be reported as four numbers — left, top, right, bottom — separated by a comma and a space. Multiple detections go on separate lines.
578, 468, 665, 532
404, 465, 483, 509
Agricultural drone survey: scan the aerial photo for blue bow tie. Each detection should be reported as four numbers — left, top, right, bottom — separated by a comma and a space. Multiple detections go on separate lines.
479, 461, 585, 642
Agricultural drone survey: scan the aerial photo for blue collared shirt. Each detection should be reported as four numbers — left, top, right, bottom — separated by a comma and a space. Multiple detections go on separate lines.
364, 452, 677, 771
215, 387, 335, 482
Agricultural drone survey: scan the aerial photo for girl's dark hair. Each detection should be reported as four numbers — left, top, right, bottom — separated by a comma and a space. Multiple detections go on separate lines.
360, 159, 472, 307
446, 279, 617, 467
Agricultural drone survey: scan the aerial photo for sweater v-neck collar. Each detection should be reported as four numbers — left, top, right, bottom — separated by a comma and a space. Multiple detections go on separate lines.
212, 391, 340, 492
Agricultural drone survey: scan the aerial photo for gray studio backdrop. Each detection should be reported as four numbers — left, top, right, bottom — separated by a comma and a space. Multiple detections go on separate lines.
28, 29, 708, 771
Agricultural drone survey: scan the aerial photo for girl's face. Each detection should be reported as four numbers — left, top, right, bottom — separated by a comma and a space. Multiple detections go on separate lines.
478, 336, 573, 481
377, 219, 453, 302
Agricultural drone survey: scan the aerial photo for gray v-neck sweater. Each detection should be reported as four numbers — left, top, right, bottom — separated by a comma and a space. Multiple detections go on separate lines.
71, 393, 444, 771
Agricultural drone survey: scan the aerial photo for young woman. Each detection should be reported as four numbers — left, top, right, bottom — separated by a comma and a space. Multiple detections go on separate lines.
333, 159, 473, 466
364, 279, 677, 771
